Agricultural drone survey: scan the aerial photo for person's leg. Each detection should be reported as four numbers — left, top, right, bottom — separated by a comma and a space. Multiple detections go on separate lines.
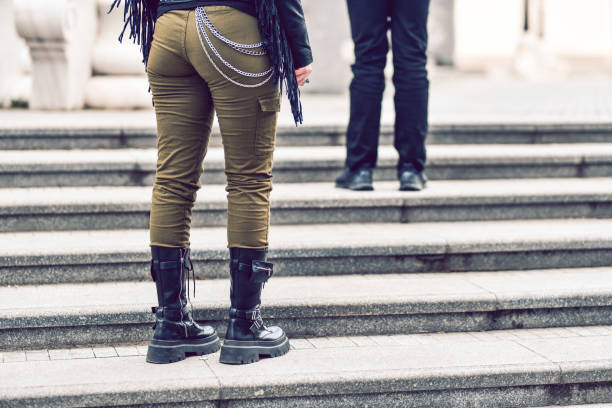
344, 0, 392, 173
145, 10, 219, 364
148, 12, 214, 248
391, 0, 430, 190
185, 6, 288, 364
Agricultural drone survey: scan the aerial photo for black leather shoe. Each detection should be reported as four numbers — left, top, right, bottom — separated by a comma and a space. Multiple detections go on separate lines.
335, 168, 374, 191
146, 247, 220, 364
399, 169, 427, 191
219, 248, 290, 364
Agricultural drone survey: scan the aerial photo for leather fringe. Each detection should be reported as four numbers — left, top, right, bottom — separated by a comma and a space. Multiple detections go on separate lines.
255, 0, 303, 125
108, 0, 158, 68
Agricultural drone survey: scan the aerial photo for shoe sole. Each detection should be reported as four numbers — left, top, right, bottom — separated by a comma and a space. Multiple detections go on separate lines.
219, 335, 290, 365
399, 181, 427, 192
146, 334, 221, 364
399, 185, 423, 191
336, 182, 374, 191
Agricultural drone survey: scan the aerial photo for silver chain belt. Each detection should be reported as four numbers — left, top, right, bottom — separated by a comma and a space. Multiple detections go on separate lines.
195, 7, 273, 88
197, 7, 267, 55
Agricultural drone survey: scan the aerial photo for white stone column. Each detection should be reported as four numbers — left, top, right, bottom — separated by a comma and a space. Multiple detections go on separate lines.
429, 0, 456, 67
0, 0, 31, 107
14, 0, 97, 110
84, 0, 151, 109
513, 0, 564, 79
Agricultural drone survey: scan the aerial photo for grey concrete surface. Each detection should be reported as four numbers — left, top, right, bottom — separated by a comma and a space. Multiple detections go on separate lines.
4, 121, 612, 150
537, 405, 612, 407
2, 268, 612, 349
4, 328, 612, 407
2, 143, 612, 187
1, 219, 612, 285
0, 178, 611, 232
2, 75, 612, 406
3, 75, 612, 147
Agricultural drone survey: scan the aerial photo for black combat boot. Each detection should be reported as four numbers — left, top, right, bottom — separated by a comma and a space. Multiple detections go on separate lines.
146, 246, 220, 364
219, 248, 290, 364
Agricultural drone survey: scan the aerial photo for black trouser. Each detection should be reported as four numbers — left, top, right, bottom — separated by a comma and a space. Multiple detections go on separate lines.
345, 0, 430, 174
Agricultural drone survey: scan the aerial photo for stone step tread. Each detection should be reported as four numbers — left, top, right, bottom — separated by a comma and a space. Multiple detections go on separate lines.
2, 178, 612, 211
2, 144, 612, 169
1, 219, 611, 262
3, 327, 612, 407
4, 325, 612, 363
537, 405, 612, 407
2, 268, 612, 329
1, 107, 610, 130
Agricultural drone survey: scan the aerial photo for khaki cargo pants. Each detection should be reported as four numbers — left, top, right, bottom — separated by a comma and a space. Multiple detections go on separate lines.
146, 7, 280, 249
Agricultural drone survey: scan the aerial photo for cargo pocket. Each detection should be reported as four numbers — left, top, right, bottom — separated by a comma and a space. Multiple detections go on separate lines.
254, 94, 280, 157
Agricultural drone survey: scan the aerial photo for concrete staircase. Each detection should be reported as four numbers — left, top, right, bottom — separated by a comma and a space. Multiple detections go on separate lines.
1, 120, 612, 407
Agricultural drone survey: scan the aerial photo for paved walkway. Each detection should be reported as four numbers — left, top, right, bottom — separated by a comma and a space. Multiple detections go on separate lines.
3, 326, 612, 406
1, 73, 612, 130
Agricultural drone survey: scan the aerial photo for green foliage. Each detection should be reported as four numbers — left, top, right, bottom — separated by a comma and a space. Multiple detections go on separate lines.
10, 99, 29, 109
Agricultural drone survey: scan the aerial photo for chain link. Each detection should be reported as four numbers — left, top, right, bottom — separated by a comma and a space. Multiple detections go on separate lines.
198, 7, 267, 56
195, 7, 273, 88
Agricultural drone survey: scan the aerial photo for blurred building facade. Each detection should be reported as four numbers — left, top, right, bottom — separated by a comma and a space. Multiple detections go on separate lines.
2, 0, 612, 109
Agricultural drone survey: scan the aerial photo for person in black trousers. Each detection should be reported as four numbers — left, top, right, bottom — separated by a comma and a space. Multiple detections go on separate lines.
336, 0, 430, 191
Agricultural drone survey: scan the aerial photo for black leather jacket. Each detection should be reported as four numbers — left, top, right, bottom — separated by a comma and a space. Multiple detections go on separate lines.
274, 0, 313, 68
157, 0, 313, 68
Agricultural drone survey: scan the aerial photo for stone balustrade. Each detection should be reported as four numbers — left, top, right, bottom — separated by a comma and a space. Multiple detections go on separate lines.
0, 0, 31, 107
14, 0, 97, 110
85, 0, 151, 109
9, 0, 456, 110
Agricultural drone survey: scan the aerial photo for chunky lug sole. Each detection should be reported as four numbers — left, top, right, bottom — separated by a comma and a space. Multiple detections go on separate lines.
146, 334, 221, 364
219, 335, 290, 365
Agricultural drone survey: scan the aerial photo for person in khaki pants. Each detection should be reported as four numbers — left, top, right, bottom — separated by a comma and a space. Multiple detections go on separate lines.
111, 0, 312, 365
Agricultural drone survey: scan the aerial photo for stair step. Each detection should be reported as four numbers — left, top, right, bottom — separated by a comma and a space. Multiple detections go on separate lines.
3, 327, 612, 407
2, 178, 611, 232
2, 268, 612, 349
2, 143, 612, 187
536, 405, 612, 407
3, 121, 612, 150
0, 219, 611, 285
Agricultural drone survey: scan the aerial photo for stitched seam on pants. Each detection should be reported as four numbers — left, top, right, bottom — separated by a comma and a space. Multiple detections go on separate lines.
254, 99, 278, 158
183, 10, 191, 60
193, 107, 209, 192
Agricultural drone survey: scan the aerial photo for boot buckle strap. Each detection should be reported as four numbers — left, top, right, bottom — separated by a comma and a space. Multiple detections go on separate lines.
250, 318, 264, 331
151, 260, 180, 281
251, 260, 273, 283
249, 310, 265, 332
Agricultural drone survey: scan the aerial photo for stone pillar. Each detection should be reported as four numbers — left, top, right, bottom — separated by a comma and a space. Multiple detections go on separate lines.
429, 0, 455, 66
14, 0, 97, 110
513, 0, 563, 79
301, 2, 353, 94
84, 0, 151, 109
0, 0, 31, 107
